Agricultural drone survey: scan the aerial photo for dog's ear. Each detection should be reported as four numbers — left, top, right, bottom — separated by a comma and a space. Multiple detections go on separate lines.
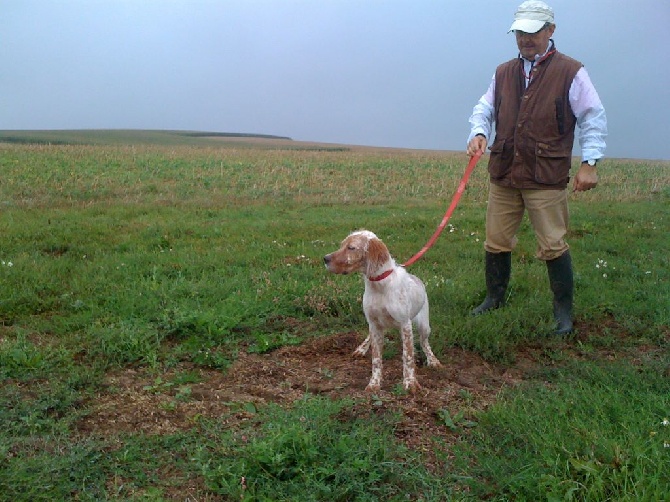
366, 237, 390, 274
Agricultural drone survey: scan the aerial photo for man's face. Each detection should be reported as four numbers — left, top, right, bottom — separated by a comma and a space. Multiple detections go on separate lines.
515, 24, 555, 60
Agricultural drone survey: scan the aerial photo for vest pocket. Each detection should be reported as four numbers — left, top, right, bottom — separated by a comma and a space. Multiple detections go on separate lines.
534, 142, 571, 185
488, 138, 513, 180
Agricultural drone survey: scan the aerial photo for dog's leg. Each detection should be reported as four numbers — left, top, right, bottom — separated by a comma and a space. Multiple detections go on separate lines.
401, 322, 420, 392
416, 305, 441, 367
365, 327, 383, 392
353, 334, 371, 357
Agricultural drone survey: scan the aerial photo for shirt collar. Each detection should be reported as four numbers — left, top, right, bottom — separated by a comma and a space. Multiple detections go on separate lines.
521, 39, 555, 64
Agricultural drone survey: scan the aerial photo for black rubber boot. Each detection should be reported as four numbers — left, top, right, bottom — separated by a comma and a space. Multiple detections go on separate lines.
471, 251, 511, 316
546, 251, 574, 335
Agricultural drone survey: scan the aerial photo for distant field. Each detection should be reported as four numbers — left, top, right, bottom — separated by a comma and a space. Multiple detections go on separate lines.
0, 129, 354, 150
0, 132, 668, 500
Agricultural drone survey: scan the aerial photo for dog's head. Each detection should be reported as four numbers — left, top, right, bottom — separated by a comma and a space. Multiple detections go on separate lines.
323, 230, 391, 277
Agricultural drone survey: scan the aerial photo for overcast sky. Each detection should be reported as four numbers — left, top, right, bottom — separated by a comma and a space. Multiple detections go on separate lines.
2, 0, 669, 160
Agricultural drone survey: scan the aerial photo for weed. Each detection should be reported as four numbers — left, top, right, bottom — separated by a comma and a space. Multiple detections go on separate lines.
437, 408, 478, 432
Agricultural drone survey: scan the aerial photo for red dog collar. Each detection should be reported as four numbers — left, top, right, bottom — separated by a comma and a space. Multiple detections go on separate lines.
368, 269, 394, 282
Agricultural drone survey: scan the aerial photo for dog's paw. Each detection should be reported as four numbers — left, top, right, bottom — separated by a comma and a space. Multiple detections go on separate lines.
426, 357, 442, 368
403, 379, 421, 394
353, 339, 370, 357
365, 382, 381, 392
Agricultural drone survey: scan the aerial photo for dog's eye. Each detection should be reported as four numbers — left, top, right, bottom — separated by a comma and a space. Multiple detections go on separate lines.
347, 245, 357, 251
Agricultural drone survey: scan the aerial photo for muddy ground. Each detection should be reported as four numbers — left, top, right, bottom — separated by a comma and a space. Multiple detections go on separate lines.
77, 330, 539, 453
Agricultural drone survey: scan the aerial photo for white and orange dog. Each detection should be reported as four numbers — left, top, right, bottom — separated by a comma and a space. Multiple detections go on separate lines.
324, 230, 441, 392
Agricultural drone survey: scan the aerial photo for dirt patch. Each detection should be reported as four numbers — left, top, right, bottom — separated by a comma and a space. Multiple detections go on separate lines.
77, 331, 527, 450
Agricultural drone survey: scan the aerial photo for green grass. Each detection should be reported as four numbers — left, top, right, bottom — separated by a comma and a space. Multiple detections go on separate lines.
197, 396, 450, 501
454, 360, 670, 501
0, 134, 668, 500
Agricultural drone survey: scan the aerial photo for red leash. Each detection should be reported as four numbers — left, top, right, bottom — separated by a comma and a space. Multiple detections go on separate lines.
402, 151, 482, 267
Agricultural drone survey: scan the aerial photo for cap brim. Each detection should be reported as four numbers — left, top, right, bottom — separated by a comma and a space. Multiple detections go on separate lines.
508, 19, 546, 33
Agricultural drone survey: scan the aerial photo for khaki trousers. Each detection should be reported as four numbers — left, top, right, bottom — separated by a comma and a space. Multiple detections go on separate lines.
484, 183, 569, 261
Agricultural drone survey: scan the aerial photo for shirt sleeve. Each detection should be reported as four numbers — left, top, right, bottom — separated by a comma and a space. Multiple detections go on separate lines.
569, 67, 608, 162
467, 74, 496, 146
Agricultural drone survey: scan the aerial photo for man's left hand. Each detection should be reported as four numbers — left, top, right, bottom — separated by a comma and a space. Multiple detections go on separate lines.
573, 162, 598, 192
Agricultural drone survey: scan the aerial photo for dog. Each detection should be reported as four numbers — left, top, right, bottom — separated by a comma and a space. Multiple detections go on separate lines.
323, 230, 441, 392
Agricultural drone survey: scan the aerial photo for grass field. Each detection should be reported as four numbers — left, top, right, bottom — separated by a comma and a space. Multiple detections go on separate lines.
0, 130, 668, 500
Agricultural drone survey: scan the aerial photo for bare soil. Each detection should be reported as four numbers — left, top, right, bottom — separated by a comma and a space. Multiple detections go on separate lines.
77, 331, 533, 454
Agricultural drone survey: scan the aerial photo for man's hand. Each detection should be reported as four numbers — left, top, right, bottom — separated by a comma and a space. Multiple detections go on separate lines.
467, 135, 487, 157
573, 162, 598, 192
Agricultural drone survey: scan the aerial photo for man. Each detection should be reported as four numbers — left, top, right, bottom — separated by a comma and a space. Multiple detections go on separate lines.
466, 0, 607, 335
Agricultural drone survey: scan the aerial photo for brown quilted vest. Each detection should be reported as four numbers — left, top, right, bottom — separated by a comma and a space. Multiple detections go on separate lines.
488, 47, 583, 189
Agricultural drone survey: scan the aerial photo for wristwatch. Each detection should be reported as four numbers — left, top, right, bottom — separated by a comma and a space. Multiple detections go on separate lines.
584, 159, 597, 166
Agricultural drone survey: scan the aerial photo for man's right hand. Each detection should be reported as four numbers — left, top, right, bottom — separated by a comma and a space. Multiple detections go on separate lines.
467, 135, 487, 157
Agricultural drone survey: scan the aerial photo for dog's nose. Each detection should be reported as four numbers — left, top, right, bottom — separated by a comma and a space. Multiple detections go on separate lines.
323, 255, 331, 265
